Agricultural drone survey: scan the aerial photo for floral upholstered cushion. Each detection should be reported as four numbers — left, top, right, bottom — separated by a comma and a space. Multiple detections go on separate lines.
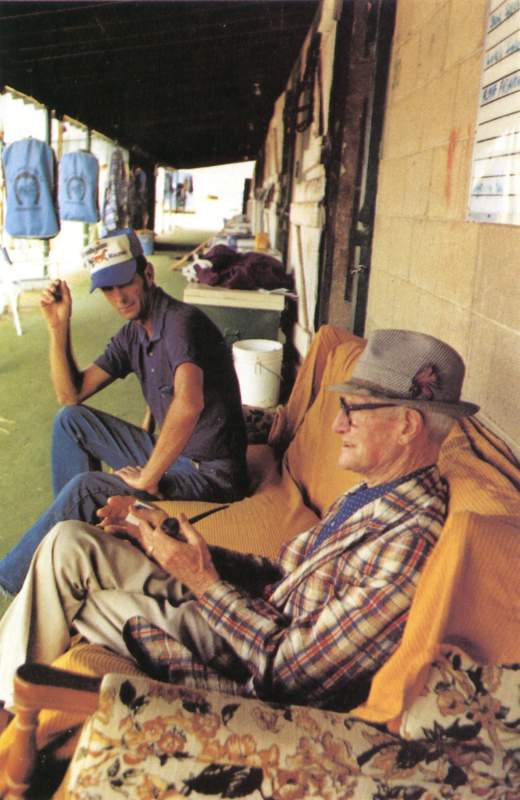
400, 648, 520, 743
62, 652, 520, 800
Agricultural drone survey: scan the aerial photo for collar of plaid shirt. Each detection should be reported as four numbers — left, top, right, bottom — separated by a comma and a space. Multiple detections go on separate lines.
311, 464, 436, 553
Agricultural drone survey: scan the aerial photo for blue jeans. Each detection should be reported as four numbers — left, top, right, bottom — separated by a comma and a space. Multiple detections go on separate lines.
0, 406, 244, 596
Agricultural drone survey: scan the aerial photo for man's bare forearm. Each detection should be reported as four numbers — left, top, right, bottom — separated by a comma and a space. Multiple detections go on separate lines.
48, 325, 83, 405
42, 279, 85, 405
139, 400, 201, 489
115, 361, 205, 496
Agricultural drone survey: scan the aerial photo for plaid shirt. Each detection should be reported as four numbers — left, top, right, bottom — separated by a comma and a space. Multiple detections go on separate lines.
125, 466, 448, 707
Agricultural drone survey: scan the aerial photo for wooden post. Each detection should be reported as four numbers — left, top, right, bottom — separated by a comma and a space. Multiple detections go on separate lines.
294, 224, 309, 331
4, 706, 39, 799
3, 664, 101, 798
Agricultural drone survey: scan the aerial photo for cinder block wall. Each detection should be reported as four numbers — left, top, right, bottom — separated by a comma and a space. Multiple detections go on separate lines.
367, 0, 520, 454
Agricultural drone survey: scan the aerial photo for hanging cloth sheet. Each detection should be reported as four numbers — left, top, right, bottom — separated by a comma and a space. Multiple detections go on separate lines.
163, 171, 175, 210
58, 151, 100, 223
102, 147, 128, 231
175, 171, 194, 211
128, 166, 148, 229
2, 138, 59, 238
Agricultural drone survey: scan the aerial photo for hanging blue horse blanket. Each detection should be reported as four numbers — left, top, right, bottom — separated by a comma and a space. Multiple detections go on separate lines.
58, 151, 100, 223
3, 138, 59, 238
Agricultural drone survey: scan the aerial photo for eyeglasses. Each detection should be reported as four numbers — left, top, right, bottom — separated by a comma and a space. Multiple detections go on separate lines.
338, 397, 399, 426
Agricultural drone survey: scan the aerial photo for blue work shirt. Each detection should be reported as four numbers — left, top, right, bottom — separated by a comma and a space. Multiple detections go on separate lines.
95, 287, 247, 466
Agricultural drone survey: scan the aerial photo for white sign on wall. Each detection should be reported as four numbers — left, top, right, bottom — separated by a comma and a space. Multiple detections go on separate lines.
468, 0, 520, 224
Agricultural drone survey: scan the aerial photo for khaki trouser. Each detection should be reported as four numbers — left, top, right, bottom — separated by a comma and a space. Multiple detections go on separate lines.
0, 521, 219, 709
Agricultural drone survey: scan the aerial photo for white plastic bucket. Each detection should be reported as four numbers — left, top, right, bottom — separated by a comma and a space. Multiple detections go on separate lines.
232, 339, 283, 408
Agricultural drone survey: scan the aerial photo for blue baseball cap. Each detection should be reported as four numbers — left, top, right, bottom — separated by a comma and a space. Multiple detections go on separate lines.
83, 228, 144, 292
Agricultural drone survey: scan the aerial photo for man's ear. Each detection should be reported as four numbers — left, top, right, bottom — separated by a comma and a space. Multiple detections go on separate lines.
144, 261, 155, 287
398, 407, 424, 444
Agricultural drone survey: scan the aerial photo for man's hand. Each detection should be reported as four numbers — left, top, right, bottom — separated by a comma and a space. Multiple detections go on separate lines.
115, 465, 162, 497
139, 513, 220, 597
40, 279, 72, 330
97, 496, 167, 546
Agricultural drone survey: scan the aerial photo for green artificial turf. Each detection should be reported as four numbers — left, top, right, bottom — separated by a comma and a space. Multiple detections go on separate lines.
0, 231, 213, 618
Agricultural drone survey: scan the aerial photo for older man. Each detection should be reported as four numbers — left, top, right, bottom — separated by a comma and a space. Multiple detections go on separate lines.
0, 229, 247, 596
0, 330, 478, 712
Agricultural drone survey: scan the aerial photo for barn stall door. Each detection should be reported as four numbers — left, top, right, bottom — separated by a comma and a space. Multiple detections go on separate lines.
318, 0, 396, 335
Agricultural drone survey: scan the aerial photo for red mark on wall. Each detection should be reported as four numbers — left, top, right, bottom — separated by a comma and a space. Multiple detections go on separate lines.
445, 128, 458, 204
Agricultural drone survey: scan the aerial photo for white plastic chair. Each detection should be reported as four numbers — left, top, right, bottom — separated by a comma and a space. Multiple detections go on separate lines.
0, 246, 22, 335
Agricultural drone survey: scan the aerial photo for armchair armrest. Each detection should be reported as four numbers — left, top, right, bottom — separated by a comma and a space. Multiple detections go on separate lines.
4, 664, 101, 800
4, 655, 518, 800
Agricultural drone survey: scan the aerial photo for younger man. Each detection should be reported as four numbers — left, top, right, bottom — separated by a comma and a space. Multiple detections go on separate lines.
0, 229, 247, 595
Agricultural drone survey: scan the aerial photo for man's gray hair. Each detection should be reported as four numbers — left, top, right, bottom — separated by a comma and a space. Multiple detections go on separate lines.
378, 401, 454, 444
419, 408, 454, 444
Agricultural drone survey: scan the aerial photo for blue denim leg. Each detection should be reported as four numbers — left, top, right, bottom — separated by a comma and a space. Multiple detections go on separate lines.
161, 457, 247, 502
0, 457, 227, 596
0, 470, 147, 596
52, 406, 156, 496
51, 405, 246, 501
0, 408, 243, 596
